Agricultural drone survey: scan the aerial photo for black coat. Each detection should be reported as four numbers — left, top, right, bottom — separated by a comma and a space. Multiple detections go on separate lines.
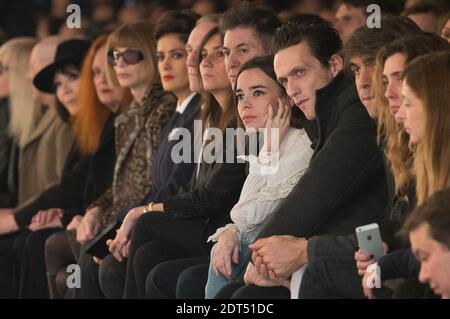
147, 94, 201, 203
162, 125, 248, 247
256, 72, 389, 240
14, 114, 117, 228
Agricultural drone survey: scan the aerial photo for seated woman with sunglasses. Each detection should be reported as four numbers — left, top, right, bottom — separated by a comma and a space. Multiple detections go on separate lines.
204, 56, 313, 298
95, 26, 247, 299
76, 21, 176, 299
104, 11, 202, 263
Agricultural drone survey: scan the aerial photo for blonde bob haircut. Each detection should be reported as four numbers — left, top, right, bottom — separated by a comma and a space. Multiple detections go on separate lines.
106, 21, 159, 87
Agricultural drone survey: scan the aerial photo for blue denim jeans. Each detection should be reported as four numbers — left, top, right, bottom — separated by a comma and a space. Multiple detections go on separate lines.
205, 232, 254, 299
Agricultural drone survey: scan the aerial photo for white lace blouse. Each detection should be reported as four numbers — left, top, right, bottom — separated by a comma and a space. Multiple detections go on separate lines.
208, 127, 313, 243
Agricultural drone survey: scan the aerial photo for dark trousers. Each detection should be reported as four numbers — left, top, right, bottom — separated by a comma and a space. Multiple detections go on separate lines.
299, 256, 397, 299
98, 213, 209, 299
77, 249, 105, 299
299, 256, 366, 298
0, 232, 19, 297
14, 228, 61, 298
146, 257, 209, 299
98, 254, 127, 299
216, 282, 290, 299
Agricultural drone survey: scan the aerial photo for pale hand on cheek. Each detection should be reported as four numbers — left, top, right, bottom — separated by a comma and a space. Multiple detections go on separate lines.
264, 97, 292, 154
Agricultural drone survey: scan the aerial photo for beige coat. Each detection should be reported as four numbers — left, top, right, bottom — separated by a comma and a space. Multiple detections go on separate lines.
17, 106, 74, 205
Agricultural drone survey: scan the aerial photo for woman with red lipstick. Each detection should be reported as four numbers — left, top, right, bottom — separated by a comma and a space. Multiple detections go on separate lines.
77, 21, 176, 239
93, 26, 247, 299
205, 55, 313, 298
74, 21, 177, 298
98, 10, 203, 295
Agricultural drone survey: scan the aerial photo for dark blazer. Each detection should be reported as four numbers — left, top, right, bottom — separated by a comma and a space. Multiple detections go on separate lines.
378, 248, 419, 281
162, 124, 248, 247
148, 93, 201, 203
14, 113, 117, 228
256, 72, 389, 240
116, 94, 202, 221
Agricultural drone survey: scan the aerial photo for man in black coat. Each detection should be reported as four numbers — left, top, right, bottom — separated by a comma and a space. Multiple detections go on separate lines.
223, 20, 389, 298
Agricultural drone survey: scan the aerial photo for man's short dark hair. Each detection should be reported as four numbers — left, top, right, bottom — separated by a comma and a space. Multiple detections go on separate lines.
155, 10, 200, 43
379, 33, 450, 68
401, 1, 442, 17
343, 16, 421, 73
271, 21, 342, 69
289, 14, 326, 25
219, 1, 281, 49
401, 188, 450, 250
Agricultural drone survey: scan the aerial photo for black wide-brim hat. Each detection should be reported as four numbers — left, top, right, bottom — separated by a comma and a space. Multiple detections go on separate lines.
33, 39, 91, 93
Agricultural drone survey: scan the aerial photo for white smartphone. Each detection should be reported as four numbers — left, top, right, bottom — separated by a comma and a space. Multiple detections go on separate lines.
355, 223, 384, 260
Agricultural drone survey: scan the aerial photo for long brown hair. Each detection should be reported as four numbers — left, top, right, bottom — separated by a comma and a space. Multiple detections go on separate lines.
374, 34, 450, 195
403, 51, 450, 204
74, 35, 131, 155
198, 27, 235, 133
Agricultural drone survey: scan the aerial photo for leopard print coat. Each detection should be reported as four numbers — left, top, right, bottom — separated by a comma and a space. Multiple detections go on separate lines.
89, 84, 176, 226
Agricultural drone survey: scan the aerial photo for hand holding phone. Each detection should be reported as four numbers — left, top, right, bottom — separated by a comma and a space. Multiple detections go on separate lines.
355, 223, 384, 260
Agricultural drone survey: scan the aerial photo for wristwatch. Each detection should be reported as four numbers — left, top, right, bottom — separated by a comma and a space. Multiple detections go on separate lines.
143, 202, 154, 213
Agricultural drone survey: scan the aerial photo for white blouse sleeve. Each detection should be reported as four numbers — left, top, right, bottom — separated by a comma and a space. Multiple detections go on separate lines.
231, 129, 314, 232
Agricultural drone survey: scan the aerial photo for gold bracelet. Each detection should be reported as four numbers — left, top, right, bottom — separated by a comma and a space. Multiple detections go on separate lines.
143, 202, 154, 213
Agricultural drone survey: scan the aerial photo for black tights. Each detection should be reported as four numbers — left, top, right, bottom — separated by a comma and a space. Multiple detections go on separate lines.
45, 230, 76, 297
98, 213, 208, 298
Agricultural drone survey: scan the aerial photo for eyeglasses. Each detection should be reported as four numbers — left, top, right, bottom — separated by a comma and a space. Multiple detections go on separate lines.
107, 49, 144, 66
0, 63, 9, 75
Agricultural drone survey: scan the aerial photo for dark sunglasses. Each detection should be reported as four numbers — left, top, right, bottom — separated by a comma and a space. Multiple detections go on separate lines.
107, 49, 144, 66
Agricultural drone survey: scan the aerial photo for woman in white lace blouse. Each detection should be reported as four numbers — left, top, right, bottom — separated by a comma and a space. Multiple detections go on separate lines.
205, 56, 314, 298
